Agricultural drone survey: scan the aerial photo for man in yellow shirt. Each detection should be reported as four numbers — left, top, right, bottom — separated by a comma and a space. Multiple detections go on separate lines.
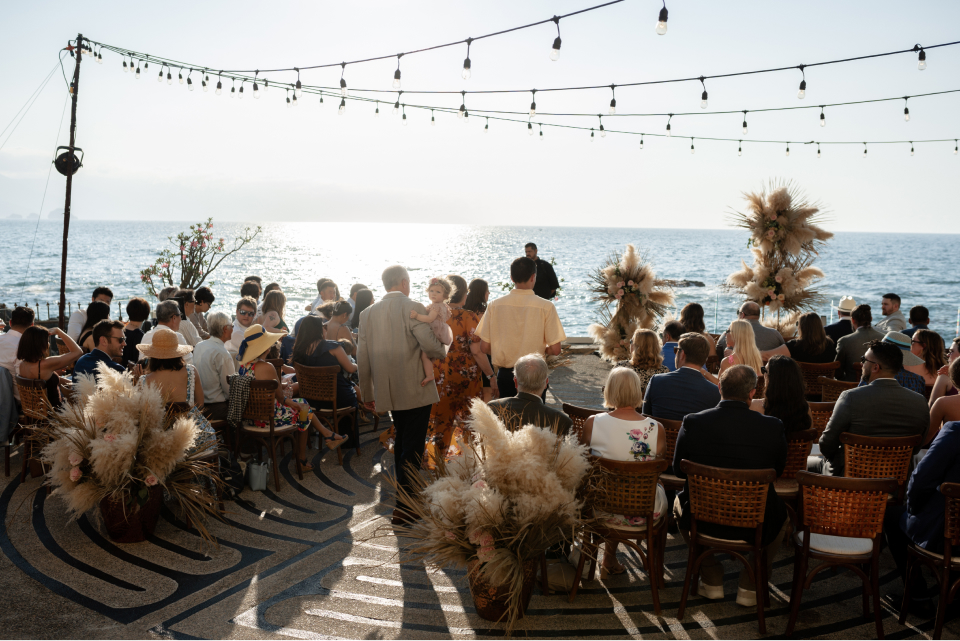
476, 257, 566, 399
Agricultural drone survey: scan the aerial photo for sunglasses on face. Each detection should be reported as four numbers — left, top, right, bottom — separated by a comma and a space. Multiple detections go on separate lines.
860, 356, 879, 366
237, 310, 255, 318
108, 336, 126, 344
673, 346, 682, 354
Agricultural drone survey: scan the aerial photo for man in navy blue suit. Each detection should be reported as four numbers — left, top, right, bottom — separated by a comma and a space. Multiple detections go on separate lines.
73, 320, 127, 382
642, 332, 720, 421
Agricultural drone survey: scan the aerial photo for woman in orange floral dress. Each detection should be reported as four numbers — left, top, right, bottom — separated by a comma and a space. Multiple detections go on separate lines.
426, 276, 496, 464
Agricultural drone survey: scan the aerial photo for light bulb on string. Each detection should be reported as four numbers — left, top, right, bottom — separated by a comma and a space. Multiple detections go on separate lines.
318, 93, 323, 105
797, 65, 806, 99
550, 16, 562, 60
863, 143, 868, 158
338, 97, 346, 115
179, 70, 184, 85
123, 58, 128, 73
135, 62, 141, 79
699, 76, 708, 109
97, 50, 102, 64
462, 38, 472, 79
294, 68, 302, 98
292, 88, 298, 106
639, 136, 644, 150
340, 63, 348, 97
528, 121, 534, 136
167, 70, 173, 85
431, 109, 435, 125
158, 66, 163, 82
904, 97, 910, 121
216, 75, 222, 95
458, 90, 466, 119
955, 140, 958, 155
238, 81, 243, 99
742, 111, 748, 135
540, 124, 544, 140
917, 47, 926, 70
187, 75, 194, 91
286, 89, 291, 108
785, 144, 790, 157
817, 144, 821, 158
263, 80, 269, 93
598, 115, 605, 137
253, 79, 259, 98
393, 99, 400, 116
463, 110, 469, 124
690, 138, 695, 154
402, 105, 407, 125
230, 79, 236, 98
143, 61, 148, 70
609, 85, 617, 114
375, 101, 380, 117
820, 107, 826, 127
393, 55, 402, 89
484, 117, 489, 133
590, 128, 595, 142
738, 141, 742, 157
529, 90, 536, 117
202, 75, 207, 92
656, 1, 668, 35
910, 143, 915, 156
666, 114, 673, 137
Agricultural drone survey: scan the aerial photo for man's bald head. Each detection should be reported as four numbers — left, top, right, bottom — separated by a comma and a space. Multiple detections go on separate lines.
740, 302, 761, 318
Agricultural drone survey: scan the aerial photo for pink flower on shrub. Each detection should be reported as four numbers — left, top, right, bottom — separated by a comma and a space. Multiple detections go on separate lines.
617, 281, 625, 288
478, 546, 495, 562
444, 530, 457, 541
104, 433, 116, 442
161, 263, 169, 269
145, 475, 158, 486
69, 467, 82, 482
180, 245, 185, 251
190, 241, 198, 248
68, 452, 82, 466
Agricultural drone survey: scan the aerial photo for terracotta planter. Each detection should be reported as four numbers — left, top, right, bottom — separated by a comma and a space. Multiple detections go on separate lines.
98, 486, 162, 543
467, 558, 538, 623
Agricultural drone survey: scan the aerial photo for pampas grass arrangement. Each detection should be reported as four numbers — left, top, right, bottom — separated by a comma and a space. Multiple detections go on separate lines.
586, 244, 675, 362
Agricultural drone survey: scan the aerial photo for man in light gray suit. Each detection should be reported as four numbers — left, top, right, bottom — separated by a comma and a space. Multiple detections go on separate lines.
835, 304, 885, 381
358, 265, 446, 525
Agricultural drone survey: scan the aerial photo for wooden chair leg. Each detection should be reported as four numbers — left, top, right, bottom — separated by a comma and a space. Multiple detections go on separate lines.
899, 552, 917, 625
333, 414, 345, 466
786, 548, 807, 636
861, 563, 871, 619
646, 530, 661, 616
269, 435, 282, 492
568, 534, 590, 603
293, 435, 304, 481
934, 565, 950, 640
755, 548, 766, 636
677, 540, 698, 620
762, 550, 771, 608
353, 411, 360, 456
871, 553, 884, 639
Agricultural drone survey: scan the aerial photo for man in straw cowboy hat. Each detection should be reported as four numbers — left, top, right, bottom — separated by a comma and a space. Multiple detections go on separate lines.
357, 265, 446, 526
825, 295, 856, 344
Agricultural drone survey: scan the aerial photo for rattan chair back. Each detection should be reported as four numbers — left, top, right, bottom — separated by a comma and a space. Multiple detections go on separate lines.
648, 416, 683, 464
293, 363, 340, 403
705, 355, 720, 375
15, 375, 48, 422
594, 458, 668, 517
819, 377, 857, 403
242, 379, 279, 422
840, 432, 922, 488
797, 361, 839, 391
755, 374, 766, 400
561, 403, 603, 443
679, 459, 775, 529
809, 401, 835, 438
795, 471, 896, 539
782, 428, 817, 479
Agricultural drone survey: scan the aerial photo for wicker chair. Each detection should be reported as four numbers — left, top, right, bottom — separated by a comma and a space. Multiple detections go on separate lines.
841, 432, 923, 504
569, 458, 670, 615
294, 363, 358, 465
796, 361, 839, 400
787, 472, 898, 638
775, 428, 817, 497
704, 355, 720, 375
677, 460, 776, 635
755, 374, 766, 400
561, 403, 603, 444
809, 401, 835, 439
14, 376, 49, 482
647, 416, 684, 493
819, 376, 857, 403
900, 481, 960, 639
239, 379, 303, 491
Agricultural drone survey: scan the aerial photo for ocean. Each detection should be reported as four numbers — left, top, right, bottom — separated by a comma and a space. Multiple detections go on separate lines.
2, 220, 957, 340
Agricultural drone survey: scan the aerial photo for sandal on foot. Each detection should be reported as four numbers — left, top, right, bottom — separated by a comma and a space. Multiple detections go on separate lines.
325, 434, 347, 450
600, 562, 626, 578
298, 458, 315, 472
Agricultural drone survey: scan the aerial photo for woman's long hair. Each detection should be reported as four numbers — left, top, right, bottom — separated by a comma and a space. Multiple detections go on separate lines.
762, 355, 811, 432
81, 301, 111, 333
293, 315, 326, 363
729, 320, 764, 373
351, 289, 374, 329
447, 275, 468, 305
628, 328, 663, 369
261, 290, 287, 319
463, 279, 489, 315
914, 328, 946, 377
679, 303, 707, 335
795, 311, 829, 357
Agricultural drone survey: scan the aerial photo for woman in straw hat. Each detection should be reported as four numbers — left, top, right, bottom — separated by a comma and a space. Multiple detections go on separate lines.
238, 324, 346, 471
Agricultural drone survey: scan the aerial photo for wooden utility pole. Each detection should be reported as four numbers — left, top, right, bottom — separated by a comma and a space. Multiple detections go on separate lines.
58, 33, 83, 329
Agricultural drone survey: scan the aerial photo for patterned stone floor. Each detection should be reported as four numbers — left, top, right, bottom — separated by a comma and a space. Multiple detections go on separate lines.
1, 354, 957, 639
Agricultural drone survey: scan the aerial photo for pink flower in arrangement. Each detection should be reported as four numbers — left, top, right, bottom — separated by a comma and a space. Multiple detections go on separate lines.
104, 433, 117, 442
617, 281, 625, 288
145, 475, 158, 486
617, 289, 625, 296
68, 452, 82, 466
775, 275, 782, 283
472, 480, 487, 489
766, 229, 776, 238
69, 467, 82, 482
444, 531, 457, 541
768, 212, 777, 220
479, 533, 494, 548
478, 546, 496, 562
627, 280, 635, 287
778, 294, 785, 301
468, 528, 483, 544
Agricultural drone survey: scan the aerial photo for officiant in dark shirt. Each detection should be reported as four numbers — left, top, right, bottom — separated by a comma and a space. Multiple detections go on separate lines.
524, 243, 560, 300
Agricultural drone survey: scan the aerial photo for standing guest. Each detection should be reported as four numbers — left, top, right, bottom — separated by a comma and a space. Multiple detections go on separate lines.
14, 326, 82, 409
409, 278, 455, 388
679, 303, 717, 356
139, 301, 193, 365
324, 301, 355, 349
191, 286, 215, 339
227, 297, 258, 357
812, 340, 929, 476
258, 290, 290, 333
67, 287, 113, 341
427, 275, 495, 454
749, 355, 812, 433
78, 301, 112, 352
488, 353, 569, 435
307, 278, 340, 312
476, 256, 566, 399
347, 283, 368, 323
660, 321, 685, 372
73, 320, 127, 382
902, 305, 930, 338
175, 290, 202, 347
193, 311, 235, 421
875, 293, 908, 332
581, 367, 666, 576
358, 265, 446, 525
825, 296, 856, 344
642, 333, 721, 420
244, 275, 263, 288
673, 365, 788, 606
926, 360, 960, 445
906, 328, 946, 386
617, 328, 669, 397
463, 278, 494, 402
524, 243, 561, 300
835, 304, 884, 382
717, 302, 787, 360
719, 320, 764, 375
240, 280, 261, 304
786, 311, 836, 364
350, 289, 375, 331
122, 298, 151, 367
0, 307, 35, 396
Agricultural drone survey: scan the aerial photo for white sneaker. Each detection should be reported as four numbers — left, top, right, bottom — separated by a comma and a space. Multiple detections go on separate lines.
736, 587, 757, 606
698, 580, 723, 600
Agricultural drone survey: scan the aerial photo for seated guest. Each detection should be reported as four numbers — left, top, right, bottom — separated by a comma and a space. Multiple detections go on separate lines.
719, 320, 764, 375
857, 332, 926, 395
875, 292, 907, 333
175, 290, 202, 346
324, 301, 355, 349
717, 302, 787, 360
642, 333, 720, 420
139, 300, 193, 365
813, 340, 929, 476
78, 301, 112, 352
227, 296, 258, 356
257, 289, 290, 333
903, 305, 930, 338
488, 353, 573, 435
122, 297, 151, 367
660, 321, 685, 371
617, 328, 668, 396
240, 279, 261, 306
67, 286, 113, 341
825, 296, 856, 344
0, 306, 35, 398
350, 289, 375, 331
193, 311, 235, 421
905, 328, 945, 386
750, 355, 812, 433
927, 359, 960, 445
73, 320, 127, 382
158, 285, 179, 301
929, 337, 960, 404
307, 278, 339, 312
835, 304, 884, 382
15, 326, 82, 409
191, 286, 215, 339
581, 367, 666, 577
673, 365, 788, 606
883, 419, 960, 618
786, 311, 835, 364
679, 302, 717, 356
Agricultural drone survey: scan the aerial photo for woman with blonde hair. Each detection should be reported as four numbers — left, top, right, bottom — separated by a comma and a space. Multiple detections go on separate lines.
617, 328, 669, 397
719, 319, 764, 375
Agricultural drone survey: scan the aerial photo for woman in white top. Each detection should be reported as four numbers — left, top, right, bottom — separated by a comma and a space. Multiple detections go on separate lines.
581, 367, 667, 577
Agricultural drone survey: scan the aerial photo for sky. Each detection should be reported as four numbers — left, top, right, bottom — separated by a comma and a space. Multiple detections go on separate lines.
1, 0, 959, 231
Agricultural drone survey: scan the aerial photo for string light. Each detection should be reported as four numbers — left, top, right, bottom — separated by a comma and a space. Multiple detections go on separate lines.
910, 142, 915, 156
917, 46, 927, 70
463, 109, 469, 123
609, 85, 617, 114
462, 38, 472, 80
295, 67, 302, 97
291, 86, 297, 106
318, 92, 323, 104
738, 140, 742, 156
666, 114, 673, 136
393, 92, 401, 115
167, 69, 173, 85
656, 1, 668, 35
699, 76, 708, 109
955, 140, 958, 155
286, 88, 291, 108
179, 69, 184, 85
639, 135, 644, 150
340, 62, 348, 96
402, 104, 408, 125
238, 80, 244, 98
742, 111, 748, 135
339, 97, 346, 114
599, 115, 606, 137
431, 108, 435, 125
393, 55, 402, 89
863, 142, 868, 158
97, 49, 103, 64
785, 143, 790, 157
590, 128, 595, 142
123, 58, 128, 73
202, 74, 208, 92
135, 61, 141, 79
459, 90, 466, 118
375, 101, 380, 116
817, 143, 821, 158
157, 65, 163, 82
264, 79, 269, 93
484, 117, 489, 132
253, 73, 259, 98
820, 106, 825, 127
540, 123, 544, 140
230, 78, 236, 98
690, 138, 695, 154
550, 16, 562, 61
529, 90, 537, 117
797, 64, 806, 99
903, 97, 910, 121
187, 72, 193, 91
528, 121, 534, 136
216, 75, 222, 95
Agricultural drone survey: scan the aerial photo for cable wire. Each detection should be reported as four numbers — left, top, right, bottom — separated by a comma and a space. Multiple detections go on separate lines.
0, 57, 63, 148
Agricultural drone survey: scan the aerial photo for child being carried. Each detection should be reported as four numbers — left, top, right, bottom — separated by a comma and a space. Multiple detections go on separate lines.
410, 277, 454, 386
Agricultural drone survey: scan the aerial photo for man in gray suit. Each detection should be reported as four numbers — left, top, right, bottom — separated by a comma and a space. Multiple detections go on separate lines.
488, 353, 572, 435
835, 304, 885, 381
358, 265, 446, 525
812, 339, 929, 476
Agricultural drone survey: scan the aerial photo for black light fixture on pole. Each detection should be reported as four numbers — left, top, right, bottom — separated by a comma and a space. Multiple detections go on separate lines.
57, 33, 84, 329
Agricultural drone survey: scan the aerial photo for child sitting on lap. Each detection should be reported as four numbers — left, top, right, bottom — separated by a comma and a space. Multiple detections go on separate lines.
410, 277, 454, 386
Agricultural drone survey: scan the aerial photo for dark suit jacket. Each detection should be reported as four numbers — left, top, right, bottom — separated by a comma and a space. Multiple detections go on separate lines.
673, 400, 788, 546
819, 378, 929, 476
902, 324, 928, 338
73, 349, 126, 383
834, 325, 884, 382
824, 318, 853, 345
642, 367, 721, 421
488, 392, 572, 436
902, 421, 960, 554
